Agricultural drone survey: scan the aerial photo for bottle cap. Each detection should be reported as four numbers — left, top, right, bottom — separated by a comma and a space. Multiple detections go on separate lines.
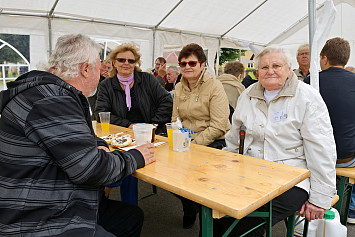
323, 210, 335, 219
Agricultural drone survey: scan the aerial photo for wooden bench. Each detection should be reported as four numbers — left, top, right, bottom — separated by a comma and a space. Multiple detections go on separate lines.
335, 167, 355, 225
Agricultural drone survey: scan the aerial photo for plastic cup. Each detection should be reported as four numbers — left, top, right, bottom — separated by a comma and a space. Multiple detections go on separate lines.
151, 124, 157, 142
166, 123, 178, 147
173, 130, 191, 152
133, 124, 154, 146
99, 112, 110, 131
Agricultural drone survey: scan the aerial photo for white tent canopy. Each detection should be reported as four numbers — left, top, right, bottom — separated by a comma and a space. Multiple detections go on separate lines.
1, 0, 355, 71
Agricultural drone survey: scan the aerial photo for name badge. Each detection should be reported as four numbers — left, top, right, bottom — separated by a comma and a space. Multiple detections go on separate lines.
273, 109, 287, 123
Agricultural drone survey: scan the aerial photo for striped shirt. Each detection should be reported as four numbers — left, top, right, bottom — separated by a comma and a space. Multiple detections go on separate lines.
0, 71, 144, 236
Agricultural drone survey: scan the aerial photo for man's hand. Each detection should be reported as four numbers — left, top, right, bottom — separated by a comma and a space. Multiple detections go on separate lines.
299, 200, 325, 221
157, 63, 167, 78
98, 146, 110, 152
135, 143, 156, 165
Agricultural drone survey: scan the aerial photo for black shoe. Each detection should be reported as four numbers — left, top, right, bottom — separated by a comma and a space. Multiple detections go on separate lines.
183, 215, 196, 229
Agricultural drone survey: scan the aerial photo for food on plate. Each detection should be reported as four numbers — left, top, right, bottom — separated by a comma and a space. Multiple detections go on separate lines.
111, 135, 133, 148
101, 132, 123, 144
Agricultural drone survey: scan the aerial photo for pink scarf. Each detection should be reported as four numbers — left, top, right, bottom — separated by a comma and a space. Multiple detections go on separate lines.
117, 72, 134, 111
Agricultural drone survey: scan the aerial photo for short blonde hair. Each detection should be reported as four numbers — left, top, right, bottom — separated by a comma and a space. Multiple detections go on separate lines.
107, 43, 142, 77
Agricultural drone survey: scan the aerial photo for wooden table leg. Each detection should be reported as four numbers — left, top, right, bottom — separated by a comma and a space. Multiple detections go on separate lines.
201, 206, 213, 237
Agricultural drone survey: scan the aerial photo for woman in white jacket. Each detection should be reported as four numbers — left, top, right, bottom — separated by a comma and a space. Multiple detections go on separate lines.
219, 45, 337, 236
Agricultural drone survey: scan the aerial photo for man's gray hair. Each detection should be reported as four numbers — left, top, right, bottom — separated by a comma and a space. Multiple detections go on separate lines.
46, 34, 101, 80
168, 65, 180, 73
297, 43, 310, 54
254, 45, 292, 69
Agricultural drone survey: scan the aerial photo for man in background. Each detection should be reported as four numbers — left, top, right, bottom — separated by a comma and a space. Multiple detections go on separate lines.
217, 61, 245, 122
88, 59, 112, 118
241, 68, 258, 88
165, 65, 181, 92
306, 37, 355, 224
152, 57, 167, 87
294, 43, 310, 81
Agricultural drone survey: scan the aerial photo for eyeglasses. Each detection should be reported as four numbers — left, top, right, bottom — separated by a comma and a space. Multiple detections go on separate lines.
116, 58, 136, 64
178, 61, 201, 68
259, 64, 286, 73
297, 52, 310, 56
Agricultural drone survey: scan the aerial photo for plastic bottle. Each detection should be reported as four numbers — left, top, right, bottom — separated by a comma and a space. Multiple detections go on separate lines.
175, 116, 183, 128
319, 209, 347, 237
293, 216, 320, 237
293, 208, 347, 237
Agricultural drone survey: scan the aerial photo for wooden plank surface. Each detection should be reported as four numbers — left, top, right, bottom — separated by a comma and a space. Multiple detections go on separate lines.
336, 167, 355, 184
336, 167, 355, 179
93, 121, 310, 219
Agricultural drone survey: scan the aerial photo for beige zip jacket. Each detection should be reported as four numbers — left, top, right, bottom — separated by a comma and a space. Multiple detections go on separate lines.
224, 72, 337, 209
172, 70, 230, 145
217, 74, 245, 109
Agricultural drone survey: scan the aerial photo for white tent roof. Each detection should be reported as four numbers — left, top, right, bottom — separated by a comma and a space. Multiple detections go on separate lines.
1, 0, 355, 70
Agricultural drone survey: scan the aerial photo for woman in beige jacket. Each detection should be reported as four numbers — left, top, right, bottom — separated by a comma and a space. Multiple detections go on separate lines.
171, 43, 230, 230
172, 44, 230, 146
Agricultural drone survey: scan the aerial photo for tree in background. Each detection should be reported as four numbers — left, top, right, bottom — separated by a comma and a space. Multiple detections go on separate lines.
0, 34, 30, 64
217, 48, 246, 65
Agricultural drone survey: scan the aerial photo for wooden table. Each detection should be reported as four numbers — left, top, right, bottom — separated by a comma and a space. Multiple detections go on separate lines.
335, 167, 355, 225
93, 121, 310, 236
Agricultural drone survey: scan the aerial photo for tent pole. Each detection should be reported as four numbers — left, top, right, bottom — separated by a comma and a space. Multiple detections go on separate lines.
48, 18, 53, 56
308, 0, 316, 56
215, 39, 221, 77
103, 41, 107, 60
47, 0, 60, 57
152, 30, 156, 67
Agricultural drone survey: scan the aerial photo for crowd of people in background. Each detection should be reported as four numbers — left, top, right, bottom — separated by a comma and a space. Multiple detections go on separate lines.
0, 33, 354, 237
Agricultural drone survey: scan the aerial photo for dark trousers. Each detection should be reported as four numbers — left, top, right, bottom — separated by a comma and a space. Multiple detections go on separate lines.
120, 176, 138, 205
105, 175, 139, 205
175, 194, 200, 218
213, 187, 308, 237
96, 196, 144, 237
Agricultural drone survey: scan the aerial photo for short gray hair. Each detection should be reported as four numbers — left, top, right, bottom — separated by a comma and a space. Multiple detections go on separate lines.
297, 43, 310, 54
254, 45, 292, 69
167, 65, 180, 73
46, 34, 101, 80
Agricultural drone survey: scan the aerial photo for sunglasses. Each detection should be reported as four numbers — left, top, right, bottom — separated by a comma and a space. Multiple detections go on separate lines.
116, 58, 136, 64
178, 61, 201, 68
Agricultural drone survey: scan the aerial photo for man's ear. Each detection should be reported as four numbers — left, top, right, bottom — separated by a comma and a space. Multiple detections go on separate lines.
80, 62, 90, 78
323, 56, 329, 65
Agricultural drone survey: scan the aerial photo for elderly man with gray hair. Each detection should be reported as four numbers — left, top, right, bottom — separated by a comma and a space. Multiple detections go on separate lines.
165, 65, 181, 91
0, 34, 155, 237
294, 43, 310, 81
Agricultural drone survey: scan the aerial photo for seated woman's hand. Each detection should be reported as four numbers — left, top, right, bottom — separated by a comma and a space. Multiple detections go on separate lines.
135, 143, 156, 165
299, 200, 326, 221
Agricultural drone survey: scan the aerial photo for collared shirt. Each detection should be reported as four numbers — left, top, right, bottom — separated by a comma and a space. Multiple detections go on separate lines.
293, 68, 310, 81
